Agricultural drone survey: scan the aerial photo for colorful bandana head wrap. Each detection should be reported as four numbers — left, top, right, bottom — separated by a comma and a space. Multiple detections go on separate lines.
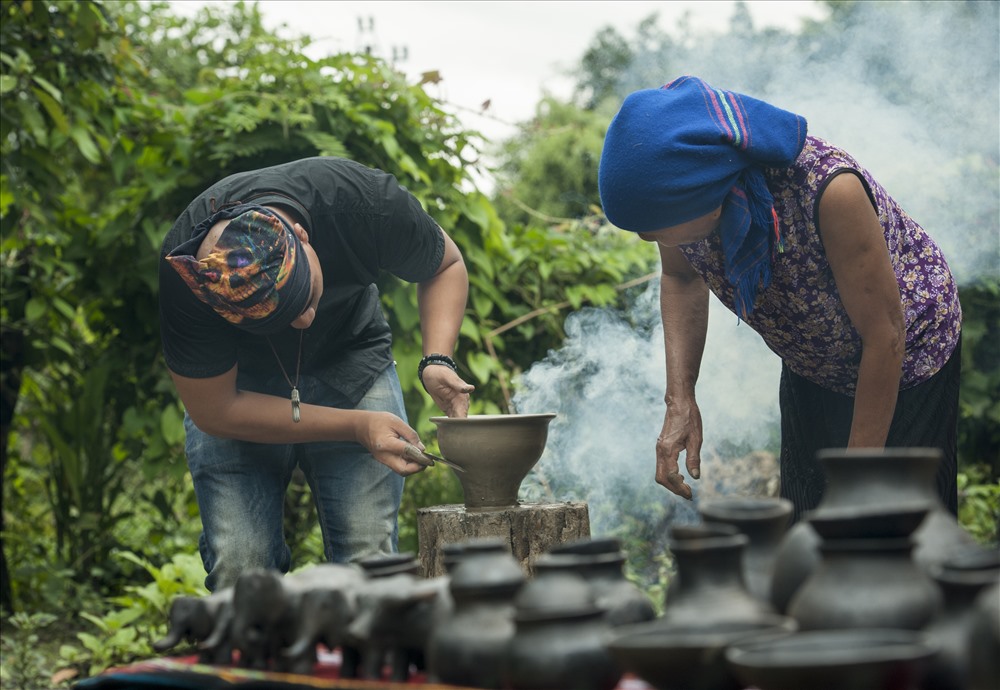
598, 76, 808, 318
166, 204, 312, 334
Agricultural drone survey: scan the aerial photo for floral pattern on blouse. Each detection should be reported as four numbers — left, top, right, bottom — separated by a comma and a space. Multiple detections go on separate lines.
678, 136, 961, 395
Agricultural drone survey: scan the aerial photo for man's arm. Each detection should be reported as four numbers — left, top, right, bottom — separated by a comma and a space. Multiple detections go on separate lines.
170, 367, 428, 475
656, 244, 710, 499
818, 172, 905, 447
416, 228, 474, 417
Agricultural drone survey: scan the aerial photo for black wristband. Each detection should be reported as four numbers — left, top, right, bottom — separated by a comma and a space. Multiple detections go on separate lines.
417, 353, 458, 389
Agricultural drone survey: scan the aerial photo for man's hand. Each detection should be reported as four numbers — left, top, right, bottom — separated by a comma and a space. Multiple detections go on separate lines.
353, 411, 430, 476
655, 400, 703, 500
421, 364, 475, 418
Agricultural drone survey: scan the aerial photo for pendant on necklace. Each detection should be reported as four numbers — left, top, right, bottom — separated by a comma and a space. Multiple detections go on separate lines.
291, 387, 301, 423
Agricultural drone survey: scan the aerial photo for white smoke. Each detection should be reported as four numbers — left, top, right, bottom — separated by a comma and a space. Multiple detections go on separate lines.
512, 1, 998, 542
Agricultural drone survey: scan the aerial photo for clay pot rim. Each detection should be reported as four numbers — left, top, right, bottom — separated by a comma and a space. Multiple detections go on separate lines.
430, 413, 557, 425
816, 537, 916, 551
806, 502, 931, 521
815, 447, 943, 462
450, 582, 524, 599
514, 606, 606, 623
698, 497, 794, 521
725, 628, 939, 668
549, 536, 623, 555
608, 615, 796, 650
805, 504, 930, 540
534, 551, 626, 568
929, 563, 1000, 587
667, 528, 749, 552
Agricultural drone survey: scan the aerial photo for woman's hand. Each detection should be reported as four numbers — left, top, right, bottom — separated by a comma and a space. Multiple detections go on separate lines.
655, 399, 703, 500
422, 364, 475, 418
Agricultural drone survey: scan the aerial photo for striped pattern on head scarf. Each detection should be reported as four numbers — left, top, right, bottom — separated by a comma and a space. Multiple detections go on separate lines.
599, 76, 807, 318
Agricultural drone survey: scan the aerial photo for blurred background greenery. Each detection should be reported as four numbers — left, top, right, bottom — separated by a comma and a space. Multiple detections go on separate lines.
1, 1, 996, 686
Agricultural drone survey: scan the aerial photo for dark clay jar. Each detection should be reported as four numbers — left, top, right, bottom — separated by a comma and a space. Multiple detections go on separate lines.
506, 571, 621, 690
698, 497, 793, 605
661, 524, 775, 627
769, 447, 976, 613
425, 538, 525, 689
924, 547, 1000, 690
788, 535, 942, 631
535, 536, 655, 627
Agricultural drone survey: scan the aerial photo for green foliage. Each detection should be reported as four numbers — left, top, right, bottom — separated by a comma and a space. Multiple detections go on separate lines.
958, 279, 1000, 476
958, 465, 1000, 546
491, 97, 616, 226
398, 463, 464, 554
0, 612, 64, 690
59, 551, 208, 678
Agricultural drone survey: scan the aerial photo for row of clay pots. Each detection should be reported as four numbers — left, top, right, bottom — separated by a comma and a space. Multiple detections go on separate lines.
608, 447, 999, 690
427, 536, 655, 690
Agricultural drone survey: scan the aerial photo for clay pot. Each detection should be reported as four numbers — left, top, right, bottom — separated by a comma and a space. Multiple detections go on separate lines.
924, 547, 1000, 690
661, 524, 775, 626
788, 533, 942, 631
507, 571, 621, 690
430, 413, 556, 511
606, 615, 797, 690
425, 538, 526, 688
769, 521, 822, 614
813, 448, 975, 563
726, 628, 939, 690
534, 537, 656, 626
968, 581, 1000, 690
769, 447, 975, 612
698, 497, 793, 604
357, 551, 421, 578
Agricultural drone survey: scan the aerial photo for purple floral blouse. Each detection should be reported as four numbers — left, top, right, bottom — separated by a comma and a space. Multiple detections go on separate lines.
678, 136, 961, 395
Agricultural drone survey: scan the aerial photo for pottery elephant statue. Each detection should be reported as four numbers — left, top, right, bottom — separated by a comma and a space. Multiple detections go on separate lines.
153, 587, 234, 665
230, 568, 295, 671
280, 564, 368, 676
347, 573, 454, 681
230, 564, 367, 674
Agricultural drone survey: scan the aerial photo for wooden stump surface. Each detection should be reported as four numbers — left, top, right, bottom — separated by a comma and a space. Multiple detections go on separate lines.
417, 501, 590, 578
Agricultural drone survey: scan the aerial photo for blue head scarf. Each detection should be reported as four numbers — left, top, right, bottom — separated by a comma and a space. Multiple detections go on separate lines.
598, 76, 807, 318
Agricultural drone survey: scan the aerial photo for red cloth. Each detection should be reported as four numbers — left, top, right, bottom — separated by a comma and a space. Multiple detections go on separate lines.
77, 650, 655, 689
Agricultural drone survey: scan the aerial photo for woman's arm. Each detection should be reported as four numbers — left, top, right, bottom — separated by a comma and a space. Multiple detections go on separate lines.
818, 172, 905, 446
656, 244, 710, 499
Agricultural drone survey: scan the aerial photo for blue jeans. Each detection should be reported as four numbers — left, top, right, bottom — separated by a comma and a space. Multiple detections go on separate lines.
184, 364, 406, 591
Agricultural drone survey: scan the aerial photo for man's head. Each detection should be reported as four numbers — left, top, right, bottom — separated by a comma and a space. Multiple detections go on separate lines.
166, 204, 318, 334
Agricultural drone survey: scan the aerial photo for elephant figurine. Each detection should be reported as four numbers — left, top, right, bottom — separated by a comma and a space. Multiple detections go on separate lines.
231, 564, 366, 674
348, 573, 454, 681
153, 588, 234, 665
281, 565, 368, 677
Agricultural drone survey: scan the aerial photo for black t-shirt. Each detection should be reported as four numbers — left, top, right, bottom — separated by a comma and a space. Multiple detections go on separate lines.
159, 157, 445, 407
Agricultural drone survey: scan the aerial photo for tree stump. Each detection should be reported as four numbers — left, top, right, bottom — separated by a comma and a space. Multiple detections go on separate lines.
417, 501, 590, 578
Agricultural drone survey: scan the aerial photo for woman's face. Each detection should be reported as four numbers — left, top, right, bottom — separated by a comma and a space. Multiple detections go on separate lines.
637, 206, 723, 247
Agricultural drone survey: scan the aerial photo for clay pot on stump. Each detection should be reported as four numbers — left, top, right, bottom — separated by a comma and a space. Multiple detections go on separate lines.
430, 413, 556, 512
